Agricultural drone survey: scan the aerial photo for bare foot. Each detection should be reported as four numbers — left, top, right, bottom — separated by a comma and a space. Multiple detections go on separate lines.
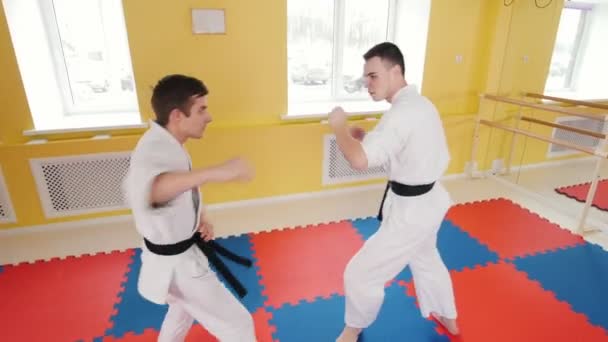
336, 326, 362, 342
431, 312, 460, 335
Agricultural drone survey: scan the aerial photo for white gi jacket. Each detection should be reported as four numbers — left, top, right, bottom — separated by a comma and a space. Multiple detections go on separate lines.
123, 120, 207, 305
342, 85, 458, 329
362, 85, 452, 224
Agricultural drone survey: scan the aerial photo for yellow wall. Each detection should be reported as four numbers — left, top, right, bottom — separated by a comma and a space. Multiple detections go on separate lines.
123, 0, 287, 126
471, 0, 574, 170
423, 0, 498, 114
0, 0, 579, 229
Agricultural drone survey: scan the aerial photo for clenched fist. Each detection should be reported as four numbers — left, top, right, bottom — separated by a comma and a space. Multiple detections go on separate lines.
328, 106, 347, 130
215, 158, 254, 182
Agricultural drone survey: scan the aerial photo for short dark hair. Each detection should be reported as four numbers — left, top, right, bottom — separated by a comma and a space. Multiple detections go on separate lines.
151, 74, 209, 127
363, 42, 405, 76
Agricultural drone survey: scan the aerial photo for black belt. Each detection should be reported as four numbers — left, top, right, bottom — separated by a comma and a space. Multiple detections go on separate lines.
144, 232, 252, 298
377, 181, 435, 221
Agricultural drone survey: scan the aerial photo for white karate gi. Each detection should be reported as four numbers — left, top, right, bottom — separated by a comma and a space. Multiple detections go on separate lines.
123, 120, 255, 342
344, 85, 458, 328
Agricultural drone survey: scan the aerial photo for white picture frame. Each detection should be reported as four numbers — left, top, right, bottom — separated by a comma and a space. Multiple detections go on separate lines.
192, 8, 226, 34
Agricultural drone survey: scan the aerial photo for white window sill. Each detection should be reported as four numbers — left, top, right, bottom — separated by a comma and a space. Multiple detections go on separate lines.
282, 100, 389, 121
23, 123, 148, 137
23, 111, 147, 137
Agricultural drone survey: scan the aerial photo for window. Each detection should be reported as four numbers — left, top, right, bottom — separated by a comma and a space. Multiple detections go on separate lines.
286, 0, 396, 118
2, 0, 142, 134
285, 0, 431, 119
545, 2, 608, 100
42, 0, 137, 115
545, 5, 587, 92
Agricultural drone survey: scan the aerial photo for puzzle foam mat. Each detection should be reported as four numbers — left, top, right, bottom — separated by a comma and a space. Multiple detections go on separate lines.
555, 179, 608, 212
1, 198, 607, 341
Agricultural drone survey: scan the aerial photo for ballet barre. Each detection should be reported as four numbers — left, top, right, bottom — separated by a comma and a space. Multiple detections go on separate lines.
520, 116, 606, 140
478, 119, 607, 158
523, 92, 608, 111
470, 93, 608, 234
481, 94, 607, 122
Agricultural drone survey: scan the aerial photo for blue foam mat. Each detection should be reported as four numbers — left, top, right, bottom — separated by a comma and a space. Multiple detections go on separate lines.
513, 242, 608, 330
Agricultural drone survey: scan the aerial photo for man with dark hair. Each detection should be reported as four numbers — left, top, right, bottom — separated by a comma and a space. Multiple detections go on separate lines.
329, 42, 459, 341
150, 74, 209, 127
123, 74, 256, 341
363, 41, 405, 77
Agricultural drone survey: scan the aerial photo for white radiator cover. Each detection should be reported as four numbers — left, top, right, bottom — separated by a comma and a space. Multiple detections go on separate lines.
30, 152, 131, 218
322, 134, 386, 185
0, 166, 16, 223
548, 116, 607, 157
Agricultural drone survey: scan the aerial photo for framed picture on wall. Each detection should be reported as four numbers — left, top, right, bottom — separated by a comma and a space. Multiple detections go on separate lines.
192, 8, 226, 34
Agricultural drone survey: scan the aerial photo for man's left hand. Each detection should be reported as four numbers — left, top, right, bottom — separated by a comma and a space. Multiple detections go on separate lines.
198, 218, 215, 241
329, 106, 348, 130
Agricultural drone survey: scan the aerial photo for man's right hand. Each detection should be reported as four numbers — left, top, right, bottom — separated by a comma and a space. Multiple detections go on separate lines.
216, 158, 254, 182
149, 158, 254, 206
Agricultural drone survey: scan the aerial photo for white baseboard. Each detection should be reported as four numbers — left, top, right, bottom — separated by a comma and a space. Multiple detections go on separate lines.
205, 182, 385, 211
0, 182, 384, 237
0, 172, 469, 238
0, 214, 134, 237
470, 156, 598, 178
507, 156, 597, 173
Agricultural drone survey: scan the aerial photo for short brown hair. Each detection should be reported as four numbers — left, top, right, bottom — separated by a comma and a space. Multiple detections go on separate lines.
151, 74, 209, 126
363, 42, 405, 76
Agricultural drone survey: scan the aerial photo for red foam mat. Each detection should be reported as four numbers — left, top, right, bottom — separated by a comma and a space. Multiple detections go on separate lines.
250, 221, 364, 308
446, 198, 584, 259
402, 262, 608, 341
555, 179, 608, 212
0, 250, 134, 342
99, 308, 275, 342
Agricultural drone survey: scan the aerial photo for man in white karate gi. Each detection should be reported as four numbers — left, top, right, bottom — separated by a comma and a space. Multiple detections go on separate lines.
123, 74, 256, 342
329, 42, 459, 342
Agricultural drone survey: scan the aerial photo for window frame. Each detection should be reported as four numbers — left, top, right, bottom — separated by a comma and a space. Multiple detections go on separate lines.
2, 0, 143, 135
285, 0, 397, 118
328, 0, 397, 101
561, 6, 588, 91
545, 2, 591, 94
38, 0, 139, 115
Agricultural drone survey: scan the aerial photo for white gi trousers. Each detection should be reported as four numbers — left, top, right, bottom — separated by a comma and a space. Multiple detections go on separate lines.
157, 250, 255, 342
344, 183, 458, 328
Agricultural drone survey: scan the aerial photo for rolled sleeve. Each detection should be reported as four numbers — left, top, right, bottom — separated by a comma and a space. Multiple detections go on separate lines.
123, 150, 177, 213
361, 119, 406, 168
